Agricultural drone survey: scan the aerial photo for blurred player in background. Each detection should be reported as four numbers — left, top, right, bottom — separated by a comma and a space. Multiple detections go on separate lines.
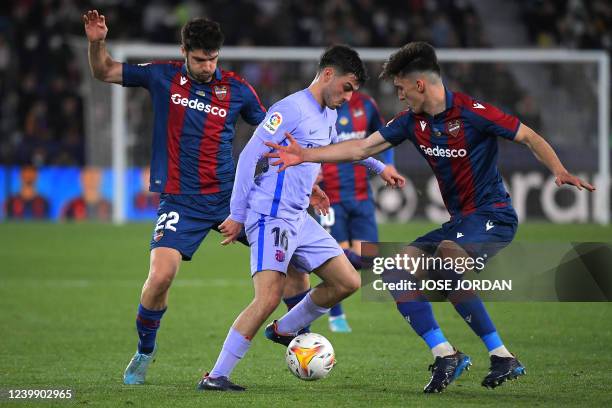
267, 41, 594, 393
283, 91, 396, 333
83, 10, 271, 385
5, 166, 50, 220
61, 166, 111, 221
201, 45, 405, 391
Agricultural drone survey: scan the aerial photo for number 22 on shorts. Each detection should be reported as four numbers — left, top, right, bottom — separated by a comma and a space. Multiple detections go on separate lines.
155, 211, 180, 232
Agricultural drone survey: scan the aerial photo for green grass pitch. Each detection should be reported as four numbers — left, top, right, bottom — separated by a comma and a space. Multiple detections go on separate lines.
1, 222, 610, 407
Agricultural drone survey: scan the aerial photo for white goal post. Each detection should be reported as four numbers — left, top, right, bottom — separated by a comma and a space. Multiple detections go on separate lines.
108, 45, 610, 225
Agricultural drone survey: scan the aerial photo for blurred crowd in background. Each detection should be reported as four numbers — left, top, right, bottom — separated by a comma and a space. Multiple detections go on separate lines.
0, 0, 610, 221
1, 0, 610, 168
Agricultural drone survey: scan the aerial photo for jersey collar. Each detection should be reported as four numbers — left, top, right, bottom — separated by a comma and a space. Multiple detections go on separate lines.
181, 65, 222, 83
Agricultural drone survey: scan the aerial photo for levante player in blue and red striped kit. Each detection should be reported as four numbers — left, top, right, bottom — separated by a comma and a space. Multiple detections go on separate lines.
268, 42, 594, 393
82, 11, 327, 387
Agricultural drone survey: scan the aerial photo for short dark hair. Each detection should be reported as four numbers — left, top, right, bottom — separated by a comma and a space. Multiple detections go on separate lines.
181, 18, 224, 52
318, 45, 368, 85
380, 42, 440, 79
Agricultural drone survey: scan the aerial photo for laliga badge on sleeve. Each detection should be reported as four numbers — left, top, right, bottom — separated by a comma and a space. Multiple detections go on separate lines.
263, 112, 283, 134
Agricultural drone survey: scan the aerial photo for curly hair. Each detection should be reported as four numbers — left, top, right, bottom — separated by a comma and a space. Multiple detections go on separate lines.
181, 18, 224, 52
380, 42, 440, 79
318, 45, 368, 85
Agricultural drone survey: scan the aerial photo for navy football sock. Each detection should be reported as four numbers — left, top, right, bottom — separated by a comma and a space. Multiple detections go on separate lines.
383, 268, 449, 348
136, 303, 166, 355
283, 289, 310, 332
450, 292, 502, 351
329, 303, 344, 317
343, 248, 363, 270
396, 300, 448, 349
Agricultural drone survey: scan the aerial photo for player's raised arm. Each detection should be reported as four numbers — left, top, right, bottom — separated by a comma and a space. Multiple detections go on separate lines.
265, 131, 392, 171
513, 123, 595, 191
83, 10, 122, 84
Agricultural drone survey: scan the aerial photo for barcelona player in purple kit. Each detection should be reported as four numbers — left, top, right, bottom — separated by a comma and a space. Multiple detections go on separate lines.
83, 10, 286, 385
198, 46, 405, 392
268, 42, 594, 393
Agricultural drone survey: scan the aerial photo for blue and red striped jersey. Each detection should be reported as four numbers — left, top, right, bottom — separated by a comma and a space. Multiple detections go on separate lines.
122, 62, 266, 194
379, 88, 520, 217
321, 92, 393, 204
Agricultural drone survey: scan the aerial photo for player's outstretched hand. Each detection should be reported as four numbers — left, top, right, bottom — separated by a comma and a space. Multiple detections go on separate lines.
83, 10, 108, 42
219, 217, 244, 245
380, 165, 406, 188
264, 133, 304, 172
310, 184, 330, 216
555, 171, 595, 192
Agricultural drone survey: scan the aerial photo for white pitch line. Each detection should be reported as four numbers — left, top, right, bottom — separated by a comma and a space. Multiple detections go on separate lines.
0, 278, 251, 288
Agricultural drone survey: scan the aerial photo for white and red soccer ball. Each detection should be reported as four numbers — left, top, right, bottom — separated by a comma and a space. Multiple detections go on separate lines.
285, 333, 335, 381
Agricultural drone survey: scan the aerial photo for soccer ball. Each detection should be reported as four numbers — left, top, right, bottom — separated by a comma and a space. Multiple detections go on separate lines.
285, 333, 335, 381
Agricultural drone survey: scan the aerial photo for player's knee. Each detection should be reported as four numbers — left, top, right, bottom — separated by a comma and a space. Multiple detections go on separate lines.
145, 266, 177, 293
437, 240, 460, 258
339, 272, 361, 296
144, 274, 172, 294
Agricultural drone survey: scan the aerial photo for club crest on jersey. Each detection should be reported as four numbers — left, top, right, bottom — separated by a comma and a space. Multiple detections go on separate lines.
195, 90, 205, 97
154, 231, 164, 242
213, 85, 227, 100
352, 108, 364, 117
275, 249, 286, 262
339, 116, 349, 126
447, 119, 461, 137
263, 112, 283, 134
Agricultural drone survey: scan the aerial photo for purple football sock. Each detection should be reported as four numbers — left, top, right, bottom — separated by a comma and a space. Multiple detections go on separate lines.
209, 327, 251, 379
276, 292, 330, 334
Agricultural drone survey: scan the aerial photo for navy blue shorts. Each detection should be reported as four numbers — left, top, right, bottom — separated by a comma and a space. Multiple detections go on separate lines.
318, 199, 378, 243
150, 192, 247, 261
412, 206, 518, 260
